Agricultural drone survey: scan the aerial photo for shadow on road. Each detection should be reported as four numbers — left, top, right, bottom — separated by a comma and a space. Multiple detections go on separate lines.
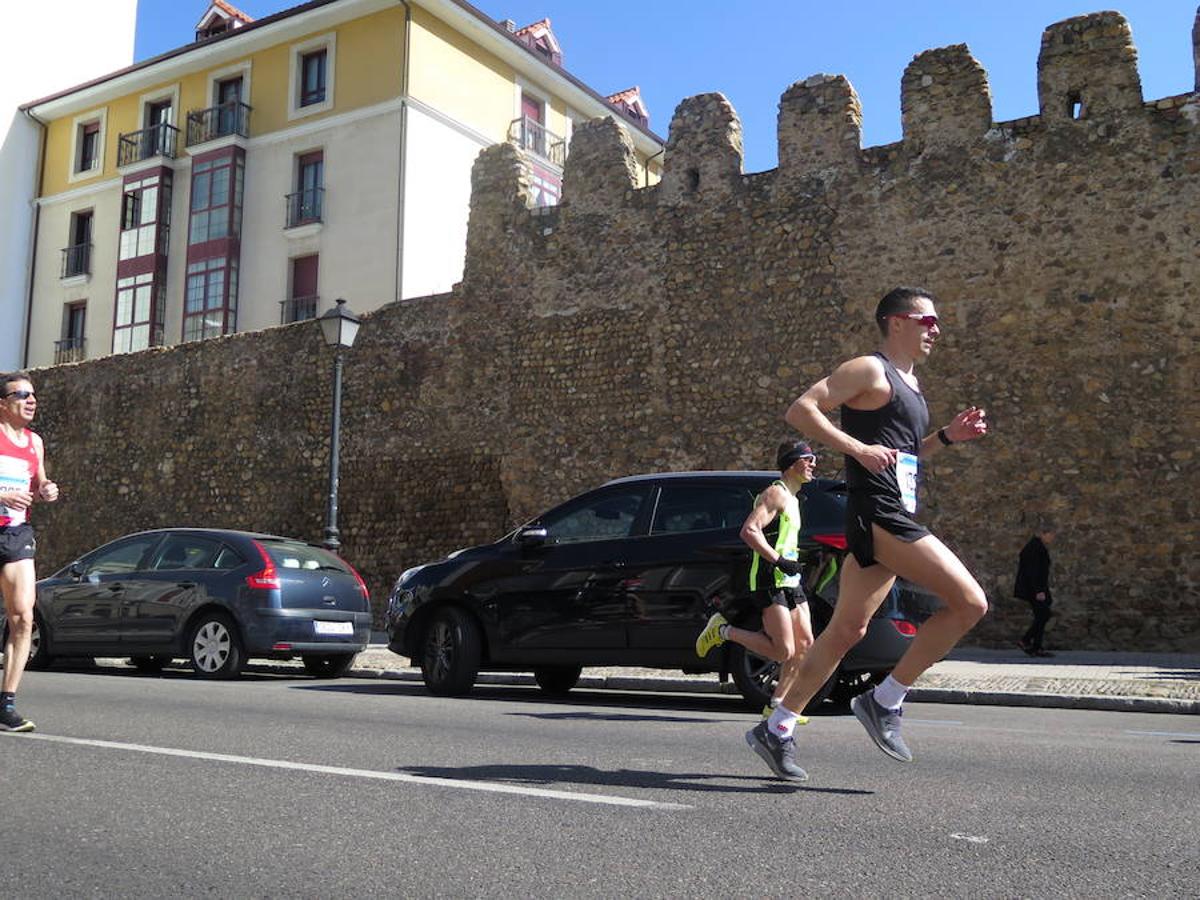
398, 762, 875, 797
296, 679, 853, 719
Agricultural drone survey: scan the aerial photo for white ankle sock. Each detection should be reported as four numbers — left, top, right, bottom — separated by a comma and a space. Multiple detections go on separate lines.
872, 675, 910, 710
767, 705, 800, 739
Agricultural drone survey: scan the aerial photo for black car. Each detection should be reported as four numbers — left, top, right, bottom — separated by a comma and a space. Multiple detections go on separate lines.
12, 529, 371, 679
385, 471, 937, 709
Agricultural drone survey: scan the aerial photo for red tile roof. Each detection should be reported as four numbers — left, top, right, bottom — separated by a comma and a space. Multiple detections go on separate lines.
213, 0, 255, 23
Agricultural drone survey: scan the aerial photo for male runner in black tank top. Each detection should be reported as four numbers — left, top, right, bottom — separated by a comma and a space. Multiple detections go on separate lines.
747, 287, 988, 779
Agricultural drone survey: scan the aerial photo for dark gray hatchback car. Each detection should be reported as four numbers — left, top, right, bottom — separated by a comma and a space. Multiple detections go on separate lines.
15, 529, 371, 678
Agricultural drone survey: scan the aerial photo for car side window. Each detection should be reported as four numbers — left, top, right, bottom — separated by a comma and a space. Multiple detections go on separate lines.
150, 535, 222, 571
541, 488, 648, 544
212, 545, 245, 571
650, 483, 759, 535
82, 536, 161, 577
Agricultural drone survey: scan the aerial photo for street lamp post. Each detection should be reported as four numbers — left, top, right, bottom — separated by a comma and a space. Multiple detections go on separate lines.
318, 297, 361, 551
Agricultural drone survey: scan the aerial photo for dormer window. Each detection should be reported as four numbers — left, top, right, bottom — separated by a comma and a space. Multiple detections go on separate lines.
194, 0, 254, 42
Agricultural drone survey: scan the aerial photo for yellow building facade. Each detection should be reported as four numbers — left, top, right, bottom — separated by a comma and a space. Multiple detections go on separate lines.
23, 0, 664, 368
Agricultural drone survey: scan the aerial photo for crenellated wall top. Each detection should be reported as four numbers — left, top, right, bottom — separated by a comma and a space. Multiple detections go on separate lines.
470, 6, 1199, 227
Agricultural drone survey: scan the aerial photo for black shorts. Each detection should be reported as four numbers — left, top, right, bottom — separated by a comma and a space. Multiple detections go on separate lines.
749, 585, 807, 612
846, 492, 930, 568
0, 524, 36, 566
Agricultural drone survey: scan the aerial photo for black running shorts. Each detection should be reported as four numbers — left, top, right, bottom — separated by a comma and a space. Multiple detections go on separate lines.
846, 492, 930, 568
0, 524, 37, 565
749, 585, 807, 611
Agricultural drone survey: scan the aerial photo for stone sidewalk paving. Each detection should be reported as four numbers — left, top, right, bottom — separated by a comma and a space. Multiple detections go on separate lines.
341, 644, 1200, 715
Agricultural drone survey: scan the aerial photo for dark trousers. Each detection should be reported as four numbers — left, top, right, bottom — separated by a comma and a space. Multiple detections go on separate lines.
1021, 600, 1053, 651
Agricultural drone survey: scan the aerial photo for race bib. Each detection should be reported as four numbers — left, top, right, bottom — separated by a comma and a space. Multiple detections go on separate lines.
778, 549, 801, 589
897, 452, 919, 514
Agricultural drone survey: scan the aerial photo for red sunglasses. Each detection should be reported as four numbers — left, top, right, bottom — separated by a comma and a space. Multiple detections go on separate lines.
890, 313, 939, 328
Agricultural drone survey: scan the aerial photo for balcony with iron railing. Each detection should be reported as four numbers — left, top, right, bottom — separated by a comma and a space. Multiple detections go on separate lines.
117, 122, 180, 167
508, 116, 567, 167
61, 243, 92, 279
280, 295, 320, 324
54, 337, 86, 365
285, 187, 324, 228
186, 101, 251, 147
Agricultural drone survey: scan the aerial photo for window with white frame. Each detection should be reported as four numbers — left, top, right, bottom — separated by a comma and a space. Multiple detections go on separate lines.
288, 33, 336, 120
69, 109, 107, 182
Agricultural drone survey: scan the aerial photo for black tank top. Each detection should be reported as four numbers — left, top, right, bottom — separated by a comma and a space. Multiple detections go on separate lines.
842, 353, 930, 498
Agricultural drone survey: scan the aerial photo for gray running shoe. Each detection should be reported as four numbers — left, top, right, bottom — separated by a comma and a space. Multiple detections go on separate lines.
745, 721, 808, 782
851, 689, 912, 762
0, 707, 35, 733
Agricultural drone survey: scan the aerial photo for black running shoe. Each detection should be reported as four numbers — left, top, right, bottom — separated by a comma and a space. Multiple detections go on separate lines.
0, 707, 35, 733
745, 720, 808, 782
851, 689, 911, 762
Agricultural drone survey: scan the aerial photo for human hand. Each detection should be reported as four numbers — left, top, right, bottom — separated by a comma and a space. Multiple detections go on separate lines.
2, 489, 35, 510
945, 406, 988, 443
1035, 592, 1046, 602
855, 444, 898, 474
773, 557, 803, 576
39, 481, 59, 503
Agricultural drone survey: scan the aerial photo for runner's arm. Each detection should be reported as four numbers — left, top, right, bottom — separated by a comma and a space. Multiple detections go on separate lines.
919, 405, 989, 459
786, 356, 897, 473
32, 433, 59, 503
740, 486, 786, 563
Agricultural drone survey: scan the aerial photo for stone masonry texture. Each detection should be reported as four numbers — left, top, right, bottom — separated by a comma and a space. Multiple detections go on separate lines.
24, 9, 1200, 651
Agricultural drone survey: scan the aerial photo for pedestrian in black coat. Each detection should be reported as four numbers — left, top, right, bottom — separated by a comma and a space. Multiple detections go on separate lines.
1015, 525, 1056, 657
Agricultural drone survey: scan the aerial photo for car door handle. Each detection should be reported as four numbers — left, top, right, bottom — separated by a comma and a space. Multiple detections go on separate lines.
107, 584, 125, 593
176, 582, 197, 590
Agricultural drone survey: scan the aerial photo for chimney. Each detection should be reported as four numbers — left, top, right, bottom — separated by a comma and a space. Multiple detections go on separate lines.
501, 18, 516, 33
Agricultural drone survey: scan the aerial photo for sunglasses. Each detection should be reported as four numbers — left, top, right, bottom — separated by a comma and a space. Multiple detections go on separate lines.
4, 390, 35, 400
891, 313, 939, 328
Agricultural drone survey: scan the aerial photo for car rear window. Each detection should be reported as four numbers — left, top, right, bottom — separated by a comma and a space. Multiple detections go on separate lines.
261, 541, 350, 573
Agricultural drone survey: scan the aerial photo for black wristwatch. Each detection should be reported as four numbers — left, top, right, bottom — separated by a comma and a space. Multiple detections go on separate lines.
937, 427, 953, 446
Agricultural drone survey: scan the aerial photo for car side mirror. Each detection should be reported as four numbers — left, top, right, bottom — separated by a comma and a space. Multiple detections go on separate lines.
515, 526, 548, 548
68, 562, 84, 579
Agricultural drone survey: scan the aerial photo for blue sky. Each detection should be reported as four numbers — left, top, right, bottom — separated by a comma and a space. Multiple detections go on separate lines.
135, 0, 1199, 173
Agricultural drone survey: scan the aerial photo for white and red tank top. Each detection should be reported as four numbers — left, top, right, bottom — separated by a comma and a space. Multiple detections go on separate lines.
0, 428, 39, 527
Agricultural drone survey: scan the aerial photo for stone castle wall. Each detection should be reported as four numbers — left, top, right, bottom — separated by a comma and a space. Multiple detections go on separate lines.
28, 9, 1200, 651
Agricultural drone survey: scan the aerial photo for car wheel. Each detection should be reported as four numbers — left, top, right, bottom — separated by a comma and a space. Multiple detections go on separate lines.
420, 607, 481, 697
729, 644, 835, 713
301, 652, 357, 678
1, 612, 53, 671
533, 665, 582, 697
129, 655, 169, 675
188, 612, 244, 679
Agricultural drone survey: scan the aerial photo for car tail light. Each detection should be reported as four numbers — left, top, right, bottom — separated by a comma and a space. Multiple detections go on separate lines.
892, 619, 918, 637
246, 540, 281, 590
813, 533, 848, 550
343, 560, 369, 601
272, 642, 293, 651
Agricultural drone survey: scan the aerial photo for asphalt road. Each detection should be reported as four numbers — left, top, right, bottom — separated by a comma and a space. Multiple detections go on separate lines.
2, 668, 1197, 898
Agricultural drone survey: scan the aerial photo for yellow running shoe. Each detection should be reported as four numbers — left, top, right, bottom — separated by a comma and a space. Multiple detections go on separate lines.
761, 703, 808, 726
695, 612, 728, 658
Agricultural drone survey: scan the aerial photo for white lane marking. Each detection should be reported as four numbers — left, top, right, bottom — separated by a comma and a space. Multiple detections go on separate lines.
11, 733, 690, 811
949, 832, 990, 844
1125, 730, 1200, 740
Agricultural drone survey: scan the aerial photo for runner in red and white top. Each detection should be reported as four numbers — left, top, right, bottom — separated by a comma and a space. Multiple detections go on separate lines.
0, 372, 59, 732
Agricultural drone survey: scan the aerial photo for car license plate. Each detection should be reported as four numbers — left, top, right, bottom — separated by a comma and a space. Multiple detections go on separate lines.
313, 620, 353, 636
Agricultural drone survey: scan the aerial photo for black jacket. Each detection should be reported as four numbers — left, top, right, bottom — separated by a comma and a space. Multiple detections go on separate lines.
1014, 535, 1051, 602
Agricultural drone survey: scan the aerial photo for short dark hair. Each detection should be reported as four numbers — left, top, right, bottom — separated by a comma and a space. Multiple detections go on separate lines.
775, 439, 813, 473
1, 371, 32, 394
875, 286, 936, 336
